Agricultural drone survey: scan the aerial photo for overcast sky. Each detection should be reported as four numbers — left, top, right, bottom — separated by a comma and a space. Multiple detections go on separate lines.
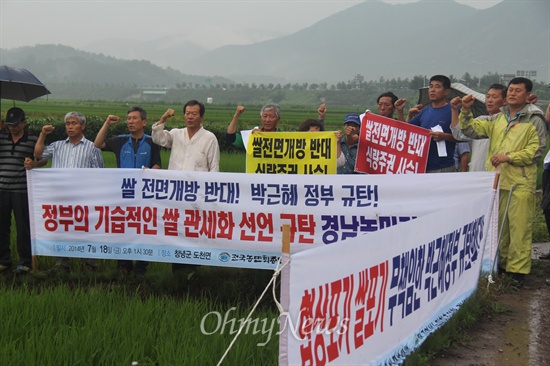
1, 0, 503, 51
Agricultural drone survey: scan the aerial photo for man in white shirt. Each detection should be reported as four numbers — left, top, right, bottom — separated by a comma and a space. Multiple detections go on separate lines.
152, 100, 220, 172
152, 100, 220, 275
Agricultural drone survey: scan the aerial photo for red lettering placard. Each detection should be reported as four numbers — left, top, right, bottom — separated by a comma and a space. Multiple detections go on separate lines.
356, 113, 431, 174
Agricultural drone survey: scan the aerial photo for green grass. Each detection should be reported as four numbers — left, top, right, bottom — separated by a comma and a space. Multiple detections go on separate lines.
2, 99, 348, 132
0, 283, 278, 365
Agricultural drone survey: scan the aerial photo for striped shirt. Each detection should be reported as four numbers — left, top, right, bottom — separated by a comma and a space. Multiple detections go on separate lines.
42, 136, 104, 168
0, 131, 38, 192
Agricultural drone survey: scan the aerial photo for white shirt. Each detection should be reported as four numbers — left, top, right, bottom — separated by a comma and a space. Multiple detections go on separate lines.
451, 115, 491, 172
336, 151, 345, 168
152, 123, 220, 172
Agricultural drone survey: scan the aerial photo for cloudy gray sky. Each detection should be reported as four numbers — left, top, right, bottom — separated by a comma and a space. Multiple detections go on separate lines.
1, 0, 502, 51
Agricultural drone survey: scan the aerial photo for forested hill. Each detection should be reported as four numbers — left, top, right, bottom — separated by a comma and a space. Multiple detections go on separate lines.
0, 44, 233, 88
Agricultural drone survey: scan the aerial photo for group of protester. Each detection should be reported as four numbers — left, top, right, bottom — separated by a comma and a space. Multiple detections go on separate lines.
1, 100, 218, 276
1, 74, 550, 286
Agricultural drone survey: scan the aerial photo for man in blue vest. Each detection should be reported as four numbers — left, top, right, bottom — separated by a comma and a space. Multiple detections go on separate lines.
94, 106, 161, 277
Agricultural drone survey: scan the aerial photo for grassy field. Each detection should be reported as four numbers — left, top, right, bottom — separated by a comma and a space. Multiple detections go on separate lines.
1, 99, 349, 132
2, 268, 279, 364
100, 149, 246, 172
0, 276, 279, 365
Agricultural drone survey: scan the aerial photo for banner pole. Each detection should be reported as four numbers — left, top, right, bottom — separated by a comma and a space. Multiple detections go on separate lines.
486, 172, 501, 286
493, 172, 500, 190
27, 169, 38, 273
278, 224, 291, 366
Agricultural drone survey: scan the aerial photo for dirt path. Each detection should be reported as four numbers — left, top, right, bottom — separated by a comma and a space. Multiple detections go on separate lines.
429, 244, 550, 366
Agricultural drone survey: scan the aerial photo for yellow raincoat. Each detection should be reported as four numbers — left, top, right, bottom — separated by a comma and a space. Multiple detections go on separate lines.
460, 103, 546, 274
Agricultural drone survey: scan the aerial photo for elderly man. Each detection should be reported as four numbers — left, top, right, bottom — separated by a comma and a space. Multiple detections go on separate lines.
225, 103, 281, 149
35, 111, 104, 274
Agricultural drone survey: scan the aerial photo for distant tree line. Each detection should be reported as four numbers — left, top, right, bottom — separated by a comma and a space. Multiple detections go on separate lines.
46, 72, 550, 107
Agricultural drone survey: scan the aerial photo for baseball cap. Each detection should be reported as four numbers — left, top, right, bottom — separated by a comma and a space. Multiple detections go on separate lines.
5, 107, 26, 126
343, 113, 361, 126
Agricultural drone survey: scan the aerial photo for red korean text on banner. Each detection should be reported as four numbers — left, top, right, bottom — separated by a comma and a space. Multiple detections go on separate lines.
356, 113, 431, 174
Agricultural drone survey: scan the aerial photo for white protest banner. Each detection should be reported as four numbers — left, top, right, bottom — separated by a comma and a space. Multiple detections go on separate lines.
282, 185, 496, 365
27, 169, 496, 270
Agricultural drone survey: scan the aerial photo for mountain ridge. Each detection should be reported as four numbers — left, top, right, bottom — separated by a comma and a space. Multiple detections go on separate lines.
1, 0, 547, 85
0, 44, 233, 87
180, 0, 548, 83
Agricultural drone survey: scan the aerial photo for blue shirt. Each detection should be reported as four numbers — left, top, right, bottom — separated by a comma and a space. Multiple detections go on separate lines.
409, 104, 455, 171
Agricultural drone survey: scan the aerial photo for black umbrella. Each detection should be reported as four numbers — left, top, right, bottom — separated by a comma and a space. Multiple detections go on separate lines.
417, 82, 488, 117
0, 65, 51, 102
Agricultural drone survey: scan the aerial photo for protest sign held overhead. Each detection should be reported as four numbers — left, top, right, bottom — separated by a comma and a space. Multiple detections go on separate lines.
246, 131, 337, 174
356, 112, 431, 174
